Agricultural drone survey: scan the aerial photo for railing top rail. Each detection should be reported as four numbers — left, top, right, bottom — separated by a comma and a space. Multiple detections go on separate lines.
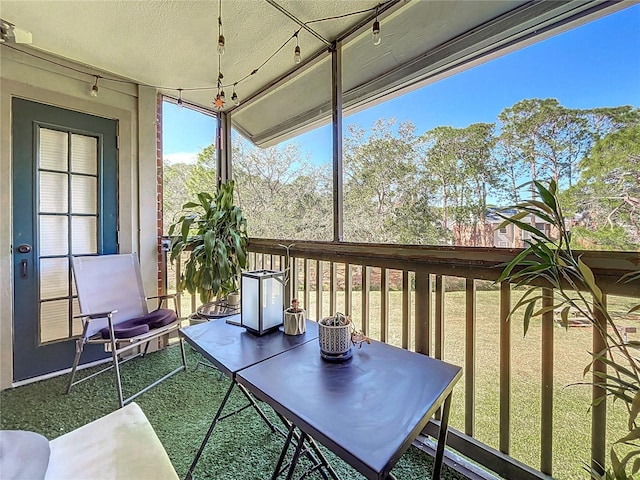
245, 238, 640, 297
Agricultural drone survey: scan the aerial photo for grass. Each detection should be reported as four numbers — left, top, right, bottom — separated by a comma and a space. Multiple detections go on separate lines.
0, 345, 468, 480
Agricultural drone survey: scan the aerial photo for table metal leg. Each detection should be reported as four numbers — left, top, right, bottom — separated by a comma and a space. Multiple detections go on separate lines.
285, 430, 308, 480
271, 423, 297, 480
432, 393, 452, 480
237, 383, 281, 434
273, 413, 331, 480
185, 381, 235, 480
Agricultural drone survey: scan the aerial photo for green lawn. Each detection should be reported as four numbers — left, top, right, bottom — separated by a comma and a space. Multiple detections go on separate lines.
175, 285, 638, 479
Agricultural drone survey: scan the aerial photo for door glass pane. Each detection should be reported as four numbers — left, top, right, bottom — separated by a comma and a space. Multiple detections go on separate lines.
71, 176, 97, 214
40, 257, 68, 300
40, 299, 69, 343
72, 299, 83, 336
39, 171, 68, 213
39, 129, 68, 171
39, 215, 68, 256
71, 216, 97, 254
71, 134, 97, 174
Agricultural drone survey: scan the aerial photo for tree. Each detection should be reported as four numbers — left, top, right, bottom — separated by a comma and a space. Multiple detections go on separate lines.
233, 139, 332, 240
565, 124, 640, 249
418, 123, 498, 246
343, 119, 421, 243
162, 161, 193, 234
497, 98, 590, 194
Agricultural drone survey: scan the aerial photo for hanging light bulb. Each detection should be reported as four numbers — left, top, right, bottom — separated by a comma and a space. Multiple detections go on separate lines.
217, 0, 225, 55
219, 89, 225, 102
372, 19, 381, 45
177, 88, 183, 109
231, 84, 239, 106
294, 32, 301, 64
90, 76, 99, 97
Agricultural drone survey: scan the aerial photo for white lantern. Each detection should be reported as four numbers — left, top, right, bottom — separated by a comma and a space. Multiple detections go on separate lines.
241, 270, 284, 335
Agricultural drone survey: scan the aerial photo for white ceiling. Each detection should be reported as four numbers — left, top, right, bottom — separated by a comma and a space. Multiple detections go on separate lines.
0, 0, 627, 147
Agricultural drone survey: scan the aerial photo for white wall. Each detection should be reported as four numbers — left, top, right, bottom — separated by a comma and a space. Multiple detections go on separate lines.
0, 47, 159, 389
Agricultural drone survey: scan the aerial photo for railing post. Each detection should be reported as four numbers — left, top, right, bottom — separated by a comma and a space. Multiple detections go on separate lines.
330, 262, 337, 314
435, 275, 444, 360
541, 287, 554, 475
362, 265, 370, 335
415, 270, 431, 356
381, 268, 389, 343
303, 259, 310, 314
465, 278, 476, 437
316, 260, 323, 321
499, 281, 511, 455
402, 270, 410, 350
345, 263, 352, 317
592, 294, 607, 476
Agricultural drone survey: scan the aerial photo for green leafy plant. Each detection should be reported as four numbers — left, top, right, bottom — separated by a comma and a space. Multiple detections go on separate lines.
319, 313, 370, 348
496, 180, 640, 479
168, 180, 248, 304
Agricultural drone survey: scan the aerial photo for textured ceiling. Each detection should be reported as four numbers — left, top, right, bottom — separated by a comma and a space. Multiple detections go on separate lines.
0, 0, 626, 146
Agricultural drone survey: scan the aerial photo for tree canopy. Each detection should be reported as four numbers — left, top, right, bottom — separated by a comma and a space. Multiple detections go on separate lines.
163, 98, 640, 250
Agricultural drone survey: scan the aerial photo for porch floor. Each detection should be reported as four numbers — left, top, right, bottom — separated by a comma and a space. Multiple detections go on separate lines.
0, 344, 470, 480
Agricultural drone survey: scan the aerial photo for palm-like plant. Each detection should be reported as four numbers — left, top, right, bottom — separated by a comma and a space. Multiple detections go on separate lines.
169, 180, 248, 304
497, 180, 640, 479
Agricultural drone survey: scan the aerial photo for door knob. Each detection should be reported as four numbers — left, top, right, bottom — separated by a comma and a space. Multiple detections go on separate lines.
17, 244, 31, 254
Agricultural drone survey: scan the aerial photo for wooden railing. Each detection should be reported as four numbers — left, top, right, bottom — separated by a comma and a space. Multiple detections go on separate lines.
162, 237, 639, 479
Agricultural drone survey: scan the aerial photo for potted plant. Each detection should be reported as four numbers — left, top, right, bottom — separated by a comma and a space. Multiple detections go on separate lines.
496, 180, 639, 479
283, 298, 305, 335
318, 312, 370, 362
168, 180, 248, 305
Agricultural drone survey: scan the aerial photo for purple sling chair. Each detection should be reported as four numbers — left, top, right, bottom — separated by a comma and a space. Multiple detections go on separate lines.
66, 253, 186, 407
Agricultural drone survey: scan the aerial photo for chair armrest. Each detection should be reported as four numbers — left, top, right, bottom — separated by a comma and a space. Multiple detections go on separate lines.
146, 294, 177, 301
73, 310, 118, 320
147, 293, 179, 311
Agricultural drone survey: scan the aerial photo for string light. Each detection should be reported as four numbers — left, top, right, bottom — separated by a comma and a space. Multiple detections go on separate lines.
294, 31, 301, 64
217, 0, 225, 55
4, 2, 390, 110
372, 8, 381, 46
231, 83, 239, 106
90, 75, 99, 97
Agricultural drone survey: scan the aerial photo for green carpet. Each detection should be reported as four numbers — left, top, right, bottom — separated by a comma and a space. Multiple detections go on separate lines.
0, 345, 468, 480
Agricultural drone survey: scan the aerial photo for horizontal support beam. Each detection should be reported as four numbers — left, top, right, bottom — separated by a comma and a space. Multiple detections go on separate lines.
422, 421, 552, 480
246, 238, 640, 297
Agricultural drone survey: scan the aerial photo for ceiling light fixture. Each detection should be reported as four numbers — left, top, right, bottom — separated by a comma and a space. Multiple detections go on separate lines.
177, 88, 183, 108
90, 76, 99, 97
294, 31, 301, 64
372, 8, 381, 46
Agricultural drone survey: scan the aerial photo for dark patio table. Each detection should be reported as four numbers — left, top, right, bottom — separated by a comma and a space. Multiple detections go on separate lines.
236, 339, 462, 480
179, 316, 324, 480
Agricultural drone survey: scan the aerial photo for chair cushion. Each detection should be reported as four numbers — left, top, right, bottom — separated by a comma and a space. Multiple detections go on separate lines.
0, 430, 50, 480
146, 308, 177, 328
100, 309, 177, 339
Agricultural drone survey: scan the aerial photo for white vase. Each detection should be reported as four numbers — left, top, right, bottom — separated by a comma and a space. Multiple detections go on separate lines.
226, 292, 240, 306
284, 309, 306, 335
318, 318, 352, 360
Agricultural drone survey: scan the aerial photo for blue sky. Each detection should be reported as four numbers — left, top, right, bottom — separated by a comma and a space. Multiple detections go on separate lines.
163, 3, 640, 165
